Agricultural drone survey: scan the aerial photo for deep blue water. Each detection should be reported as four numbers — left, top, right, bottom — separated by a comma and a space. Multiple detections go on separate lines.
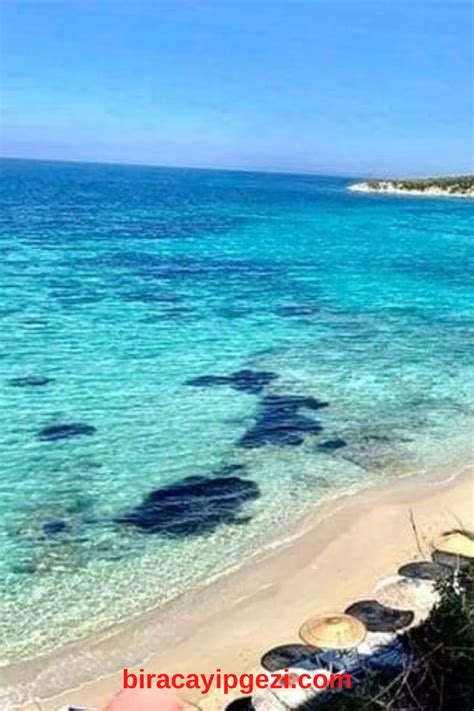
0, 159, 473, 672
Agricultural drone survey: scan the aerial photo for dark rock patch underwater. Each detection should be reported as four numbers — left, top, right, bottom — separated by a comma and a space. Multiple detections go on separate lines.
42, 519, 69, 537
186, 369, 278, 395
239, 394, 328, 448
116, 474, 260, 537
9, 375, 53, 387
216, 463, 247, 476
275, 304, 319, 318
38, 422, 97, 441
317, 438, 347, 452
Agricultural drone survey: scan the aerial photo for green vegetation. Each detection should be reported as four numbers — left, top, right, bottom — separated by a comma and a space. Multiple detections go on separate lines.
366, 175, 474, 195
311, 562, 474, 710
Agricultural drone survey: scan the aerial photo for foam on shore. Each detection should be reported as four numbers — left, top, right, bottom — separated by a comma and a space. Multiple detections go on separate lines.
349, 181, 474, 198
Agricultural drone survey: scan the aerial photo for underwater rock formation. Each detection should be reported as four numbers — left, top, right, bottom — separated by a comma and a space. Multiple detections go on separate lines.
116, 474, 260, 537
9, 375, 53, 387
317, 438, 347, 452
186, 369, 278, 395
239, 394, 328, 448
38, 422, 97, 441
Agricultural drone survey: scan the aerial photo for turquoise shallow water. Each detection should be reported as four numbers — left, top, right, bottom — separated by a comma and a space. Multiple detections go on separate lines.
0, 159, 473, 673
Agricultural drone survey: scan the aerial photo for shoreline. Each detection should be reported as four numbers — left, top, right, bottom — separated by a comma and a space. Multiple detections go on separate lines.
6, 462, 474, 710
348, 181, 474, 198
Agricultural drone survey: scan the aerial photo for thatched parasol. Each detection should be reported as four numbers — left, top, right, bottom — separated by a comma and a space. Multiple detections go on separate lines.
398, 560, 451, 582
375, 575, 439, 624
433, 530, 474, 559
299, 613, 366, 649
345, 599, 414, 632
260, 643, 319, 672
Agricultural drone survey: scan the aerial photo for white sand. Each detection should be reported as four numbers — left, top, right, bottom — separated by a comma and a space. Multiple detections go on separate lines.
9, 464, 474, 711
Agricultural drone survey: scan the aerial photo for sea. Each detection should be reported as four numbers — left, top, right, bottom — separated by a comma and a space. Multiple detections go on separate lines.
0, 158, 473, 698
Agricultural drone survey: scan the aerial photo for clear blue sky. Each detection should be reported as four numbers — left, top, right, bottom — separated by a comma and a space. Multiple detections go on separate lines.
1, 0, 473, 176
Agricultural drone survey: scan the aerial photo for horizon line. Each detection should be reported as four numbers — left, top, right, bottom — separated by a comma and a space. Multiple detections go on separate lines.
0, 153, 365, 180
1, 154, 471, 181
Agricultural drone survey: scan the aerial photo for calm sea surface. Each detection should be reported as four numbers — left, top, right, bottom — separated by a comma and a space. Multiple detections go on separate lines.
1, 159, 473, 673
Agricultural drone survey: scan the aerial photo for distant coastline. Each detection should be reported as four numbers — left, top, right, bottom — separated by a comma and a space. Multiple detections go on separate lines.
349, 175, 474, 198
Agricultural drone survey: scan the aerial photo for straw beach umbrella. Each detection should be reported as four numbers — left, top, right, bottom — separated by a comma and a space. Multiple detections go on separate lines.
432, 530, 474, 562
398, 560, 451, 582
432, 549, 473, 568
299, 613, 366, 649
374, 575, 439, 624
345, 599, 414, 632
260, 643, 319, 672
311, 628, 410, 675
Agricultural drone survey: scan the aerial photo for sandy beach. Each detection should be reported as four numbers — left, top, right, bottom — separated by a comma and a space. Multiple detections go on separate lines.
9, 463, 473, 711
2, 1, 473, 708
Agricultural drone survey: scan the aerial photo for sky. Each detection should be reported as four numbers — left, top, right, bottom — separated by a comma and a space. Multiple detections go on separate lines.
0, 0, 473, 176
